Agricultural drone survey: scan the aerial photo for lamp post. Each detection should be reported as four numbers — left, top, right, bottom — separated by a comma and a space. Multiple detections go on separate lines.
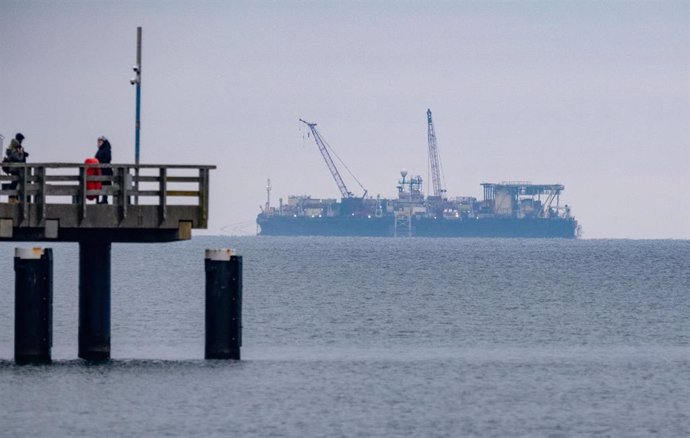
130, 26, 142, 205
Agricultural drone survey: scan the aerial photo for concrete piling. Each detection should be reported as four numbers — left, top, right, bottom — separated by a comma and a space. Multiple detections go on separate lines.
205, 249, 242, 360
78, 242, 111, 361
14, 247, 53, 365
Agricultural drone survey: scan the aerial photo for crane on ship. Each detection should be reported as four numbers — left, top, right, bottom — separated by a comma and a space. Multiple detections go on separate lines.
426, 109, 447, 199
299, 118, 367, 199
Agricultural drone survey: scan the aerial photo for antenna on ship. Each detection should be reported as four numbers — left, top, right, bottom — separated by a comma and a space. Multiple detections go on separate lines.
265, 178, 272, 214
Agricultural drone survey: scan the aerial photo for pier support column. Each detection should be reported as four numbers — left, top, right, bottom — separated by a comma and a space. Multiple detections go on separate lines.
79, 242, 111, 361
205, 249, 242, 360
14, 248, 53, 365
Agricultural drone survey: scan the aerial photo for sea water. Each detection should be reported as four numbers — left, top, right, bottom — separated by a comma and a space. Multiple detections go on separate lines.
0, 237, 688, 437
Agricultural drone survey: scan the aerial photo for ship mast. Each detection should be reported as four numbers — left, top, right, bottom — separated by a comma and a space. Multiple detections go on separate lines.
265, 178, 271, 213
427, 109, 447, 199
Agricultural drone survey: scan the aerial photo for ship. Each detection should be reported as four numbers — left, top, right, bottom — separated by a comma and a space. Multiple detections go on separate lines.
257, 111, 579, 238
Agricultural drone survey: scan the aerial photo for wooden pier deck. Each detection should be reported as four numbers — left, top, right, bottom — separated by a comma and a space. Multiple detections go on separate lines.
0, 163, 215, 242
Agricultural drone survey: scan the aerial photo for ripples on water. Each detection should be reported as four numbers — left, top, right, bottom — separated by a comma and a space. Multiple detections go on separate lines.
1, 237, 688, 437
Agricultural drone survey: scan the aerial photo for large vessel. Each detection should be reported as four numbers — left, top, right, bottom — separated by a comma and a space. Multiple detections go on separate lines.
257, 111, 579, 238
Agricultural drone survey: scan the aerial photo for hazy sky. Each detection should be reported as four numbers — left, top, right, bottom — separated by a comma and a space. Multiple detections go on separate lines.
1, 0, 688, 238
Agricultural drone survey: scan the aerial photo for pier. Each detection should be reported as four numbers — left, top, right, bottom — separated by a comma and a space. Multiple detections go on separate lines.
0, 163, 212, 242
2, 163, 241, 363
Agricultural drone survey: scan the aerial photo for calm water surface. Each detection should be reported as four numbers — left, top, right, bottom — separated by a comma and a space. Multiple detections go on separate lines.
1, 237, 688, 437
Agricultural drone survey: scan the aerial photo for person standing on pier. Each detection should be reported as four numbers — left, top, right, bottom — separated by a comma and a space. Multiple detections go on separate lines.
5, 133, 29, 203
95, 136, 112, 204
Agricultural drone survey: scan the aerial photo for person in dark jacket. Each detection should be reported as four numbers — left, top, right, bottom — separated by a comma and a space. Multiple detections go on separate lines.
5, 133, 29, 203
95, 136, 112, 204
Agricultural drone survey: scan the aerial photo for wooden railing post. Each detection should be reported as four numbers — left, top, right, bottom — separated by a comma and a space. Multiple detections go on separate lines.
79, 166, 86, 222
159, 167, 167, 225
199, 167, 209, 228
134, 165, 140, 206
37, 166, 46, 222
117, 166, 128, 223
19, 164, 28, 223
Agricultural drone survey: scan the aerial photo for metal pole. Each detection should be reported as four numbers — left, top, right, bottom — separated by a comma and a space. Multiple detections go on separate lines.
205, 249, 242, 360
133, 26, 142, 205
14, 248, 53, 365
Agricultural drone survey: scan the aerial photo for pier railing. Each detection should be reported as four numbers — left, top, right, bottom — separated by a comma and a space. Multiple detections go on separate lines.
0, 163, 215, 242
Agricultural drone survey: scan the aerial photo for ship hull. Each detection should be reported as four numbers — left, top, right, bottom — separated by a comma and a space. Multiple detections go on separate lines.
257, 215, 578, 238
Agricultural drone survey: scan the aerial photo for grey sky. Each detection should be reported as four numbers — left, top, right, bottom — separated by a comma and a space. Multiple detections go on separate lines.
1, 0, 688, 238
